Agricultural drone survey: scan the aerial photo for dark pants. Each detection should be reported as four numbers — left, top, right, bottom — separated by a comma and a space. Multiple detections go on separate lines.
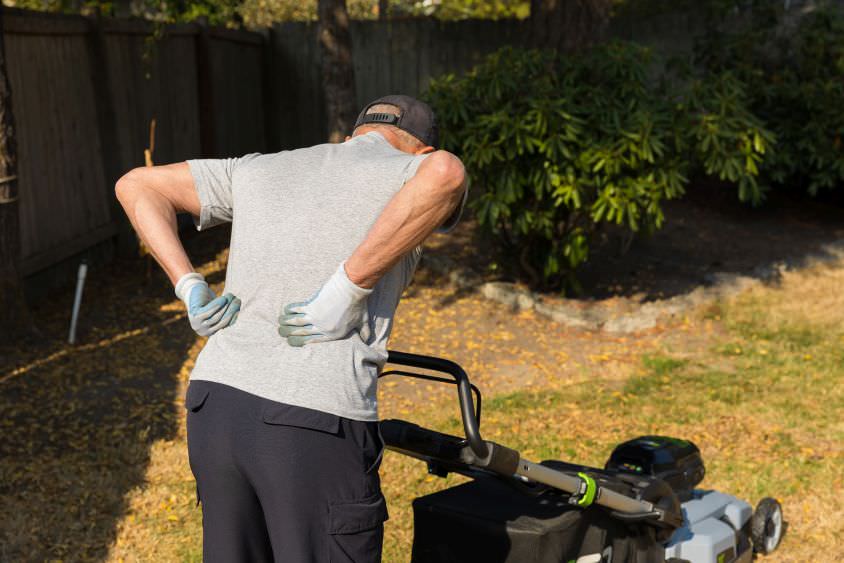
185, 380, 387, 563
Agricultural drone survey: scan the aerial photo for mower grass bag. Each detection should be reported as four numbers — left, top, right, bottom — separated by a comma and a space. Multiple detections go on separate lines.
410, 476, 665, 563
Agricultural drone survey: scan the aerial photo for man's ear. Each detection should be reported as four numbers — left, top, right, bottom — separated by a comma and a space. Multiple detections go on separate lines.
345, 135, 352, 142
414, 145, 436, 156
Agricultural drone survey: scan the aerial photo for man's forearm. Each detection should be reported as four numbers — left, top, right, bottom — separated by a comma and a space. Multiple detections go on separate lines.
345, 152, 465, 289
115, 171, 195, 286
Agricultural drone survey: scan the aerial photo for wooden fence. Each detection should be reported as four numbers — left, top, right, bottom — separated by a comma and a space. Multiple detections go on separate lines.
269, 18, 526, 149
7, 9, 526, 287
5, 9, 267, 281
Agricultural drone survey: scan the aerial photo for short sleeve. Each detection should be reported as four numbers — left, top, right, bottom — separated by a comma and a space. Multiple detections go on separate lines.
186, 154, 259, 231
401, 153, 430, 185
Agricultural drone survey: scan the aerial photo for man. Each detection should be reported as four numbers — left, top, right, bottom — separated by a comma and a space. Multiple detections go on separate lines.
115, 95, 467, 562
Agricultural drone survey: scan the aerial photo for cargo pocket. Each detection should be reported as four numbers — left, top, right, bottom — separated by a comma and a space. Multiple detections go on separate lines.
184, 381, 211, 413
261, 402, 341, 435
184, 381, 212, 507
362, 422, 385, 475
327, 494, 388, 563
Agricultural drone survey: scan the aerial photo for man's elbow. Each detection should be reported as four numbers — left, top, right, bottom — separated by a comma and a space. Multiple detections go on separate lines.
427, 151, 466, 195
115, 167, 145, 203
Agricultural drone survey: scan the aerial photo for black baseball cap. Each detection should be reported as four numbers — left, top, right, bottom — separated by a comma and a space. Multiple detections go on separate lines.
354, 94, 439, 149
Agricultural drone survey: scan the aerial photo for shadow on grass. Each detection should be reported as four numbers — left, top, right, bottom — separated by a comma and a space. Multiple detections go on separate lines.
415, 182, 844, 304
0, 227, 229, 561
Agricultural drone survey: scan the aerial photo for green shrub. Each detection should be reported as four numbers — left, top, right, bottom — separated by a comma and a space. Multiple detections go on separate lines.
426, 44, 771, 290
697, 6, 844, 195
675, 70, 775, 204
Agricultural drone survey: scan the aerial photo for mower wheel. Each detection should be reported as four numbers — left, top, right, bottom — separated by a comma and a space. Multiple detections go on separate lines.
751, 497, 784, 554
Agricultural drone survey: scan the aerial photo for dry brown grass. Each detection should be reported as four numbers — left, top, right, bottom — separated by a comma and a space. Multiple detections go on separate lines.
2, 233, 842, 562
105, 258, 843, 562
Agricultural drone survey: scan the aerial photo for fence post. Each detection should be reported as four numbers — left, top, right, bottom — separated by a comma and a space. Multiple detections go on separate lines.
87, 12, 135, 258
195, 19, 217, 158
262, 27, 280, 152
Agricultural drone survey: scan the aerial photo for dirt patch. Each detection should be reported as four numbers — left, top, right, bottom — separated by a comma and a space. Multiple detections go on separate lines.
577, 184, 844, 300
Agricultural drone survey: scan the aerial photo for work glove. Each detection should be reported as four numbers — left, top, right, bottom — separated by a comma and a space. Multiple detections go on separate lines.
278, 261, 373, 347
175, 272, 241, 337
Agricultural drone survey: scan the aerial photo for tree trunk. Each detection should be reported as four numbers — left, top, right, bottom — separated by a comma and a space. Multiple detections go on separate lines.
378, 0, 388, 20
529, 0, 611, 53
0, 8, 37, 342
318, 0, 357, 143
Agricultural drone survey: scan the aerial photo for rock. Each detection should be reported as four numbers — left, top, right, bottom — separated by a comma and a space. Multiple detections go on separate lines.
603, 314, 658, 333
480, 282, 535, 311
534, 302, 600, 330
418, 245, 843, 335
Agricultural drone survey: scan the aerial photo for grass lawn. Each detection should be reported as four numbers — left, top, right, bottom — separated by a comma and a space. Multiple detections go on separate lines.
113, 261, 842, 562
2, 240, 841, 562
377, 267, 844, 563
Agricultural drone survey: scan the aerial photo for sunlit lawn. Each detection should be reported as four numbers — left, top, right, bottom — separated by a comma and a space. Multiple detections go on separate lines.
103, 260, 844, 562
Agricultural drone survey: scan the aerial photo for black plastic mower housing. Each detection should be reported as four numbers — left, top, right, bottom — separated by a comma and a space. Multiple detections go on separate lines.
605, 435, 705, 501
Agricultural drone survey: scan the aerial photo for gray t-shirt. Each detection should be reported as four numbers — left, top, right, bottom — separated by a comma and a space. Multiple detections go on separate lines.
186, 131, 465, 421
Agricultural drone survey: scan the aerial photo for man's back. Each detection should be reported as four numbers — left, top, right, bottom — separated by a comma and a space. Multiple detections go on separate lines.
188, 131, 428, 421
116, 94, 466, 563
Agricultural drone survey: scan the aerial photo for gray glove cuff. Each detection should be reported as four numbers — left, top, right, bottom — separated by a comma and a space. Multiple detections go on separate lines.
337, 260, 374, 300
175, 272, 206, 303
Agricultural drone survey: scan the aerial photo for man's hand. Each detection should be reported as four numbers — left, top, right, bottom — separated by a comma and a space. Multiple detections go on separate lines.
175, 272, 241, 337
277, 261, 373, 347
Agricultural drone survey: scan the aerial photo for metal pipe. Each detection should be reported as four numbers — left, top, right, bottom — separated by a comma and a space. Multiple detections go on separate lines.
68, 260, 88, 344
514, 459, 654, 515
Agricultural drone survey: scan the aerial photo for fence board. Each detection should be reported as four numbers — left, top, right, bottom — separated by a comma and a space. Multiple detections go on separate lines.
389, 20, 419, 97
271, 22, 325, 149
415, 19, 433, 94
207, 37, 266, 157
105, 32, 154, 173
368, 21, 392, 102
157, 35, 202, 163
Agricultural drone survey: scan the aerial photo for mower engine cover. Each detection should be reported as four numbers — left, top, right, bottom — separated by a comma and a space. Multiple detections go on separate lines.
605, 436, 705, 502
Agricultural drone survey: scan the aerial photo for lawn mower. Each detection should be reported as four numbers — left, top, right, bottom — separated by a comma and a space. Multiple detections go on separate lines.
379, 351, 784, 563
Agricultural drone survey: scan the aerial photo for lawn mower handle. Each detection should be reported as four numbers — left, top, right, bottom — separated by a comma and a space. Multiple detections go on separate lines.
382, 351, 680, 530
386, 350, 489, 459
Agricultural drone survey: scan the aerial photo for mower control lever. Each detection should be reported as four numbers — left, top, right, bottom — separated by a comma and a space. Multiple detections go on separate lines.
386, 351, 489, 459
